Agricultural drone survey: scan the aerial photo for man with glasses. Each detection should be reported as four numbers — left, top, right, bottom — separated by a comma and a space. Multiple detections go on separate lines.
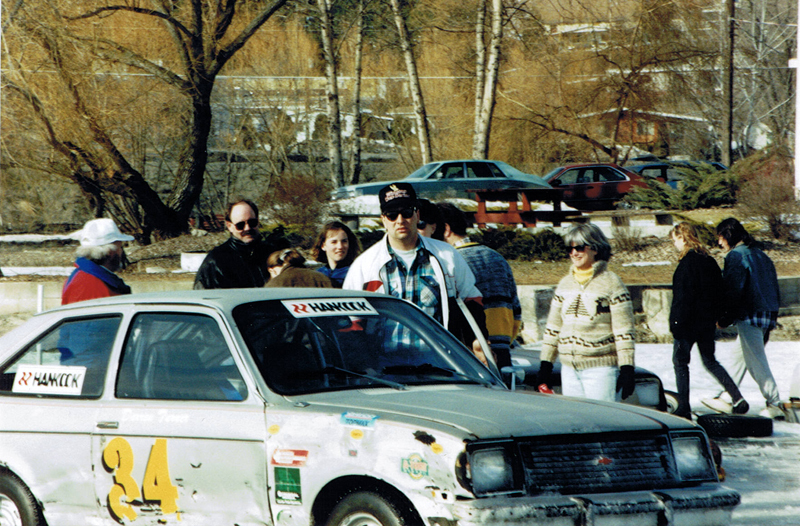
343, 183, 487, 360
194, 198, 288, 289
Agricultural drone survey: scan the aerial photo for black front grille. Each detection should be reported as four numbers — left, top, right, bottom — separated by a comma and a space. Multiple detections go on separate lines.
517, 433, 678, 495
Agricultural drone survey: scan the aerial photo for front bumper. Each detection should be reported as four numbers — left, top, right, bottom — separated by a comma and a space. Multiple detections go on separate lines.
445, 485, 739, 526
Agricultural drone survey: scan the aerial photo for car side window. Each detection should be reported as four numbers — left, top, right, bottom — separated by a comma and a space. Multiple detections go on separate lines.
558, 169, 581, 184
598, 168, 625, 182
116, 313, 247, 401
638, 167, 663, 179
441, 163, 464, 179
466, 162, 493, 178
0, 316, 122, 398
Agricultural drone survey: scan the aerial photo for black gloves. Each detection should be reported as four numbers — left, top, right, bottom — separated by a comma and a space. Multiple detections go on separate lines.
536, 361, 554, 391
617, 365, 635, 399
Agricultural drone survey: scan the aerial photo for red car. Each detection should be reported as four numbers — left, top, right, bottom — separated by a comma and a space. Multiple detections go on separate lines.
543, 163, 654, 211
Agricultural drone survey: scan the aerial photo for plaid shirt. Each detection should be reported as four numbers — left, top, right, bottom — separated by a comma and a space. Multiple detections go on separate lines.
383, 243, 443, 352
744, 311, 778, 330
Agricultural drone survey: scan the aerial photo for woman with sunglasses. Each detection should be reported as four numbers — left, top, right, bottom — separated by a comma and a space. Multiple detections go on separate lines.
536, 223, 637, 403
311, 221, 362, 288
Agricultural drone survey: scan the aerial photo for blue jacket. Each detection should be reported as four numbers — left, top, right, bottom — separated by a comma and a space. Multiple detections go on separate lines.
720, 243, 780, 326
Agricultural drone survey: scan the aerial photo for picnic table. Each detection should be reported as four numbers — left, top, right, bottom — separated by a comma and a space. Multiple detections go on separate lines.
470, 188, 583, 227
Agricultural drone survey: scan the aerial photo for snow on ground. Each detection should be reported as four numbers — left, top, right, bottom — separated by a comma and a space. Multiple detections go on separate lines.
637, 341, 800, 525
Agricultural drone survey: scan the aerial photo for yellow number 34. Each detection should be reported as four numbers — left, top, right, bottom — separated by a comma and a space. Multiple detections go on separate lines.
103, 437, 180, 522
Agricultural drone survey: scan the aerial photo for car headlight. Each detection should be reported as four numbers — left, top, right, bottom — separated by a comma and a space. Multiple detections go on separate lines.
671, 433, 717, 482
467, 447, 518, 496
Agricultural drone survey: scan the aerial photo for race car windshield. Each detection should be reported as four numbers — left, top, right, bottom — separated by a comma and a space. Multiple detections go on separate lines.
233, 297, 500, 395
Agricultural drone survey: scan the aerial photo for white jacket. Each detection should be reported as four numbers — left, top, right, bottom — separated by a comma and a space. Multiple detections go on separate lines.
343, 234, 482, 326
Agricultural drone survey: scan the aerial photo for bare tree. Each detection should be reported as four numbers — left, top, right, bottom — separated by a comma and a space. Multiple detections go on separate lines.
1, 0, 289, 241
388, 0, 433, 164
472, 0, 503, 159
317, 0, 346, 188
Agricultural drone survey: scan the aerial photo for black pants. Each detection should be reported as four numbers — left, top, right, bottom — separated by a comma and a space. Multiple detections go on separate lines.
673, 330, 742, 418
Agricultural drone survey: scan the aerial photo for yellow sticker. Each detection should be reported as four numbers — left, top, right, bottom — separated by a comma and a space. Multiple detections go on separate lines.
268, 425, 281, 435
350, 429, 364, 440
431, 443, 443, 454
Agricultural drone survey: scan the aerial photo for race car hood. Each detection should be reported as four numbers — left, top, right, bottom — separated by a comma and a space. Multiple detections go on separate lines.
292, 384, 689, 440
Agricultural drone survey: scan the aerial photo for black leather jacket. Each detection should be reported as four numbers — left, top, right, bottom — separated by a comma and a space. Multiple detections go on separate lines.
193, 233, 288, 290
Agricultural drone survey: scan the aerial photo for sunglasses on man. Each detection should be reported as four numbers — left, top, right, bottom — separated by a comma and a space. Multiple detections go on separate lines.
382, 208, 416, 221
232, 218, 259, 231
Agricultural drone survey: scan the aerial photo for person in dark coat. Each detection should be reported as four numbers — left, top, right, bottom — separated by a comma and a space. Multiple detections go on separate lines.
703, 217, 783, 419
194, 198, 288, 289
669, 222, 747, 419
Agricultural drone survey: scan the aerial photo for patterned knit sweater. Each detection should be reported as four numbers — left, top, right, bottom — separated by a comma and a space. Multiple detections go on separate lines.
541, 260, 636, 371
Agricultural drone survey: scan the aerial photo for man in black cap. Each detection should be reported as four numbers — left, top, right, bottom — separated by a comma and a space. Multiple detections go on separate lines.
343, 183, 488, 360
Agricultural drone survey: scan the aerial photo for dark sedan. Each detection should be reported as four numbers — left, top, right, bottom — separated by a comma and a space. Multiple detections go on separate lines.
332, 159, 551, 200
627, 160, 728, 189
542, 163, 650, 210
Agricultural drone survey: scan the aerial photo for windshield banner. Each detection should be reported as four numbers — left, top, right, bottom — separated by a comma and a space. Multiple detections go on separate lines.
282, 299, 379, 318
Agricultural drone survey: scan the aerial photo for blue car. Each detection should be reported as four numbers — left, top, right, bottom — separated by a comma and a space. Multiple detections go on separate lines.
332, 159, 551, 200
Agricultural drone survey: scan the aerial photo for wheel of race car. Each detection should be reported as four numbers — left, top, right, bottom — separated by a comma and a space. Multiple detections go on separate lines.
663, 390, 680, 414
326, 490, 416, 526
696, 413, 773, 438
0, 469, 44, 526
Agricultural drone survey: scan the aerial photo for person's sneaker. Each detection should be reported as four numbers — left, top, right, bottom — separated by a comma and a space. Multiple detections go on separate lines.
702, 397, 732, 413
759, 404, 786, 420
731, 399, 749, 415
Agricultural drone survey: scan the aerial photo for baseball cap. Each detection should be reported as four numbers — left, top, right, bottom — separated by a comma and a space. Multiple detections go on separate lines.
379, 183, 417, 214
78, 218, 135, 247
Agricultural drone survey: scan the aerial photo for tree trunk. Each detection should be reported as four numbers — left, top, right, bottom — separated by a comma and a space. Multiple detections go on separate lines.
349, 0, 365, 185
472, 0, 487, 157
388, 0, 432, 164
472, 0, 502, 160
317, 0, 345, 188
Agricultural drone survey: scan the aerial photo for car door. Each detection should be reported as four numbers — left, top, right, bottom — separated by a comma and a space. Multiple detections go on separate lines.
0, 314, 123, 523
425, 161, 465, 195
551, 167, 590, 209
593, 165, 630, 208
92, 309, 270, 525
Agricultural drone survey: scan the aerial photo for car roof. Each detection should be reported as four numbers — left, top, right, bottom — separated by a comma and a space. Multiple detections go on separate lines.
44, 288, 391, 315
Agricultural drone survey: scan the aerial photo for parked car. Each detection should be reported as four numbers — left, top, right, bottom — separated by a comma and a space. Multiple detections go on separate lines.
0, 289, 738, 526
509, 345, 676, 412
542, 163, 650, 210
627, 160, 728, 189
332, 159, 551, 201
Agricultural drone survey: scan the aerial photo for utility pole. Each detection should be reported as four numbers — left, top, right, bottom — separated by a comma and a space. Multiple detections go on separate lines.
792, 18, 800, 200
720, 0, 735, 167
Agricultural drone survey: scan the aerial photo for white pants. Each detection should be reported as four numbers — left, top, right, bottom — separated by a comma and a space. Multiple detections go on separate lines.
716, 322, 780, 406
561, 365, 619, 402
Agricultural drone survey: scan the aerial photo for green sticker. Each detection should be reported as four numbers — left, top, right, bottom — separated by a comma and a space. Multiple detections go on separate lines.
401, 453, 429, 480
275, 467, 302, 505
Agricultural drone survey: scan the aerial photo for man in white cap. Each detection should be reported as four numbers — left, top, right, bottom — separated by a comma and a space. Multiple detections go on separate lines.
62, 218, 134, 305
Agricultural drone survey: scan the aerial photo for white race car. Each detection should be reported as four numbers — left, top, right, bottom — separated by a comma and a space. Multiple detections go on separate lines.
0, 289, 738, 525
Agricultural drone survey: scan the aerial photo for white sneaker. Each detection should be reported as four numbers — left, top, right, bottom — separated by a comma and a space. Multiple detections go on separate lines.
702, 397, 732, 413
759, 404, 786, 420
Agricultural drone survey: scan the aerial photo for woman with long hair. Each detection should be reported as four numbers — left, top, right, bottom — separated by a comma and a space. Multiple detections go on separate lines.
669, 222, 747, 419
311, 221, 362, 288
